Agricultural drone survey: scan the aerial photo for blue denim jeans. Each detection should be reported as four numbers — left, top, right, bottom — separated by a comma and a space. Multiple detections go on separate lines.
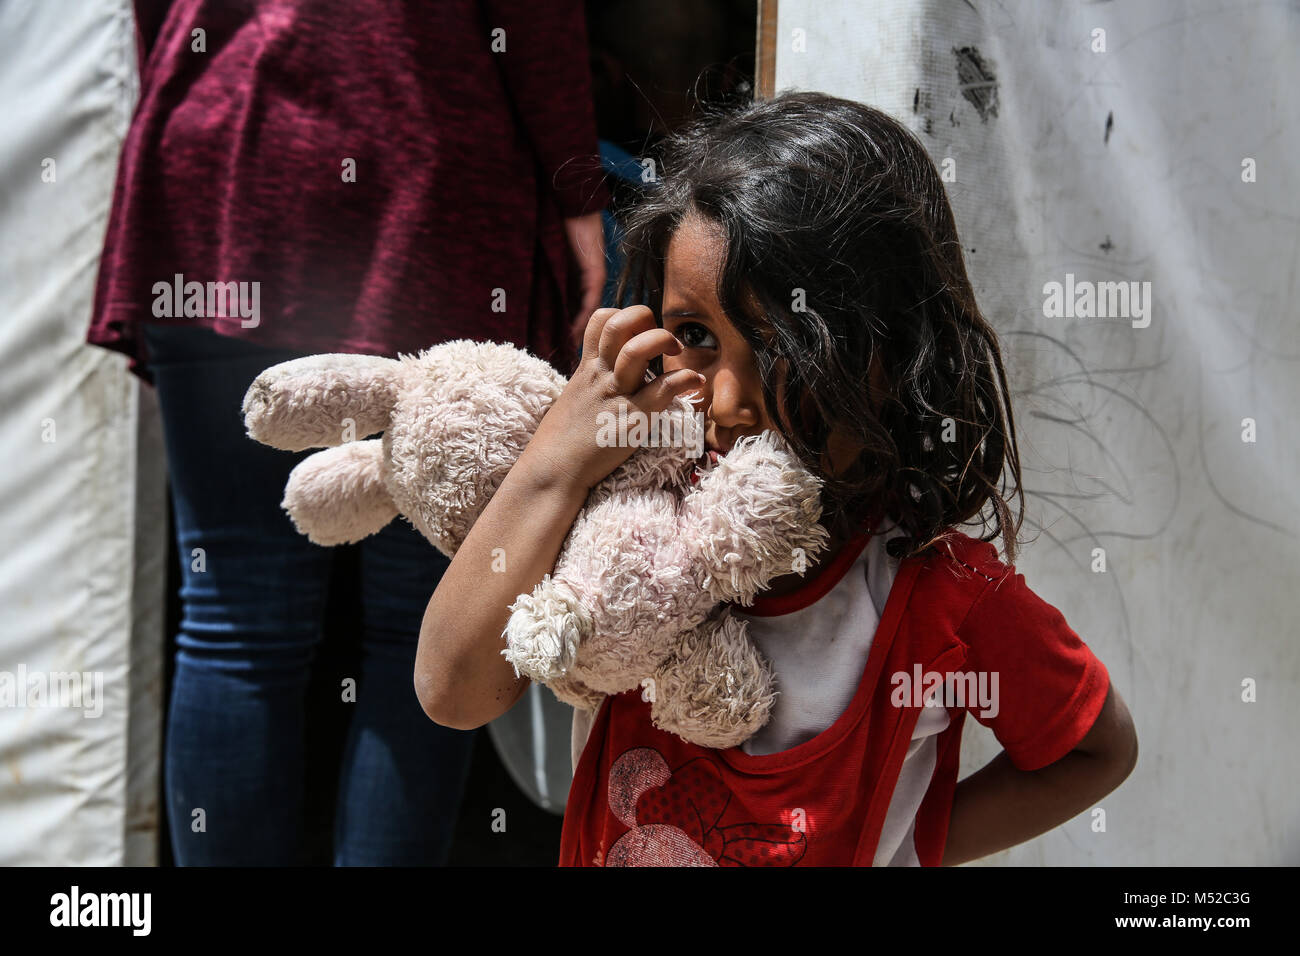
142, 322, 477, 866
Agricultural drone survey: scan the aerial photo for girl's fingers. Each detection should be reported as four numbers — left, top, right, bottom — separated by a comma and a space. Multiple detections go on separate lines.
596, 305, 657, 373
636, 367, 708, 413
581, 308, 622, 362
612, 327, 683, 394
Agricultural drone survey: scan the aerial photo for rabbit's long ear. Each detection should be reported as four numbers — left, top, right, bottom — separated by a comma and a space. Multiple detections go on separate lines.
243, 354, 403, 451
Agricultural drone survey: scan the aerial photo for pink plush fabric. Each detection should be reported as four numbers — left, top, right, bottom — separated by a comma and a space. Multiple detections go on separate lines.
243, 340, 831, 748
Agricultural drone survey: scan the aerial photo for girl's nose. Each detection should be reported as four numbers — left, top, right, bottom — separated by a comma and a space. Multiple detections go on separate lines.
705, 370, 762, 429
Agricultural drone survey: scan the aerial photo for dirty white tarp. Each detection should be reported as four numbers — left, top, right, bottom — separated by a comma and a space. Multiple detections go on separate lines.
0, 0, 165, 864
776, 0, 1299, 864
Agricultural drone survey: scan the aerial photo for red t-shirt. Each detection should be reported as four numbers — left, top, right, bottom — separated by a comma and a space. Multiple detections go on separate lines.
88, 0, 609, 384
558, 529, 1111, 866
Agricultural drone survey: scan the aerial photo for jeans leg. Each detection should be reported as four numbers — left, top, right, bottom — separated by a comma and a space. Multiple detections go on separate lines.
144, 323, 334, 865
334, 517, 477, 866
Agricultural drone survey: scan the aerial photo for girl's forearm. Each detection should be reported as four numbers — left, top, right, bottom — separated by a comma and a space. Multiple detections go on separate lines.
415, 448, 589, 730
940, 748, 1129, 866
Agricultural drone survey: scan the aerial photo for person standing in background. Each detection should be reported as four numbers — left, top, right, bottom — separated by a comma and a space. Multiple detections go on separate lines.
86, 0, 608, 865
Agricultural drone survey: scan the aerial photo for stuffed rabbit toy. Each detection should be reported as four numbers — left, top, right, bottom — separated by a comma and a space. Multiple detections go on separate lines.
241, 339, 829, 748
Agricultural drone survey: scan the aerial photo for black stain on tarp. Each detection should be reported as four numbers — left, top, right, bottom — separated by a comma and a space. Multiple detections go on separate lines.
953, 45, 998, 121
912, 87, 936, 136
1104, 110, 1114, 144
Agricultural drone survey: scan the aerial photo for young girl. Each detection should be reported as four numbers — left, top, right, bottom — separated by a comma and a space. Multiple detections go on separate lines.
416, 91, 1138, 867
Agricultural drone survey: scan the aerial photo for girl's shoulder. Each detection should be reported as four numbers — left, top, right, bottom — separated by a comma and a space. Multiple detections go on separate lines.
915, 530, 1082, 658
915, 527, 1015, 587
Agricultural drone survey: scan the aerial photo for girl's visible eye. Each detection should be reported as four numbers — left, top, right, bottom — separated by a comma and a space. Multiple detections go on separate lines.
674, 321, 718, 349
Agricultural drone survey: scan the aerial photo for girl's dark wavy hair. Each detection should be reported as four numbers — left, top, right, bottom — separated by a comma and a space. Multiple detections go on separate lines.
613, 90, 1025, 563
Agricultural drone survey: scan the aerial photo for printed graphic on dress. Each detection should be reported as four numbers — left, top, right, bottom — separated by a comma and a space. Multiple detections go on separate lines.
602, 746, 807, 866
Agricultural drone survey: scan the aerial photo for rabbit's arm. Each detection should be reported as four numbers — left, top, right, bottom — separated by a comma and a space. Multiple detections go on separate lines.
416, 449, 589, 730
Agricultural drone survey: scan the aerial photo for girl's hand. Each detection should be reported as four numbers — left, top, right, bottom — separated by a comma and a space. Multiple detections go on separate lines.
521, 305, 707, 492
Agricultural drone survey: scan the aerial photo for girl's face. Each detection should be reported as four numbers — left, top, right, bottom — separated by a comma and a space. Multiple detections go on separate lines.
659, 212, 775, 459
659, 212, 864, 474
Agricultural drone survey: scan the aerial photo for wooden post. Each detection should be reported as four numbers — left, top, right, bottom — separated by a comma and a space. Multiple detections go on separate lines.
756, 0, 778, 99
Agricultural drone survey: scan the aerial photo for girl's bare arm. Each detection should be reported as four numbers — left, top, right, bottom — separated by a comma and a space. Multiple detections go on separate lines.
941, 683, 1138, 865
414, 306, 704, 730
415, 449, 587, 730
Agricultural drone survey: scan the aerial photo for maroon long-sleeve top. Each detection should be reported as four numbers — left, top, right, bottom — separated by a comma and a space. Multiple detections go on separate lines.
88, 0, 610, 382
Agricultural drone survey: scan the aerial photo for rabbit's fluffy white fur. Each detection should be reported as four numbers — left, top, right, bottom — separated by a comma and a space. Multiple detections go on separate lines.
243, 340, 829, 748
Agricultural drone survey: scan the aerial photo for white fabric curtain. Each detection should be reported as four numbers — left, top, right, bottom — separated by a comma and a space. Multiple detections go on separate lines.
775, 0, 1299, 864
0, 0, 165, 864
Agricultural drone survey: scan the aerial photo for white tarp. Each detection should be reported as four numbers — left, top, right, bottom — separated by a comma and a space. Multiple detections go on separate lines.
775, 0, 1299, 864
0, 0, 164, 864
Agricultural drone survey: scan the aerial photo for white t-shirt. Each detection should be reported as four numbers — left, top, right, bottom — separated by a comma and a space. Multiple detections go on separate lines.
569, 519, 946, 866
